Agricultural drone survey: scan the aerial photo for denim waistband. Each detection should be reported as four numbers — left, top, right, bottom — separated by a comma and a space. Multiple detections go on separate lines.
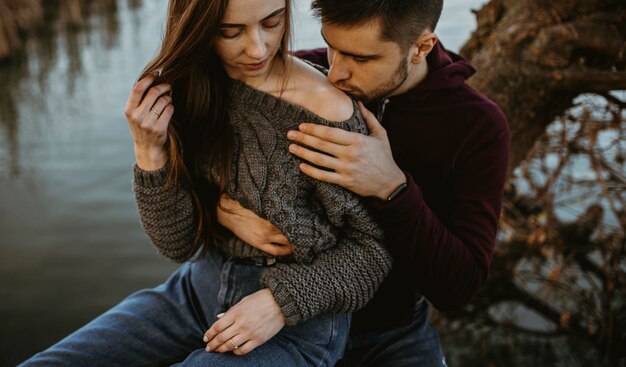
232, 255, 290, 267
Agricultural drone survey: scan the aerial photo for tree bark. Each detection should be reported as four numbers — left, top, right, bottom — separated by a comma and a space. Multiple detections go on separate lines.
460, 0, 626, 170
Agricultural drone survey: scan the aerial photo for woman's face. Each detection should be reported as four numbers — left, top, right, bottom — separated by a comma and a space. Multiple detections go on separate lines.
214, 0, 287, 83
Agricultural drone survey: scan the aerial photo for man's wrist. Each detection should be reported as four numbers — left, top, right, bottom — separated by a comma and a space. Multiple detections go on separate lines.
387, 182, 408, 201
377, 170, 407, 201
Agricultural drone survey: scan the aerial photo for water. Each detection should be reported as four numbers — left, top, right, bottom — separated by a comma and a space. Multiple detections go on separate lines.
0, 0, 486, 365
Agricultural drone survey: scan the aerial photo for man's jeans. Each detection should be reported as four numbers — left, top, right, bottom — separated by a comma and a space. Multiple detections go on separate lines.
19, 248, 350, 367
337, 298, 447, 367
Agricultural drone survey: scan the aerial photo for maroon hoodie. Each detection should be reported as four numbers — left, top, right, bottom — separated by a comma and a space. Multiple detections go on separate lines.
296, 43, 510, 331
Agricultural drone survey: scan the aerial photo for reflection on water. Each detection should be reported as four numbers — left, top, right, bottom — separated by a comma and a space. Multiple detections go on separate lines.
0, 1, 179, 365
0, 0, 484, 365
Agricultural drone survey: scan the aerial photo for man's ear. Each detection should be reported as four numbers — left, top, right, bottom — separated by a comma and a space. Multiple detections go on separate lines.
410, 32, 438, 64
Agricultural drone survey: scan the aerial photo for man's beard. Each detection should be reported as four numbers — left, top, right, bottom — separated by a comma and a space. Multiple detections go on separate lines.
344, 57, 408, 102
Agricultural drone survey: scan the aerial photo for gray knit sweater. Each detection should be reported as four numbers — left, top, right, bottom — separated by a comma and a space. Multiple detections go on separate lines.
133, 77, 392, 325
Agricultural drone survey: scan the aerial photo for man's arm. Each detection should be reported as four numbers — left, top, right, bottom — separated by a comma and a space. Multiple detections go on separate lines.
287, 104, 510, 311
370, 129, 509, 310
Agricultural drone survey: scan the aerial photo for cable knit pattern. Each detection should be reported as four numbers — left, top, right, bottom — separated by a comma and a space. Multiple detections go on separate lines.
132, 76, 392, 325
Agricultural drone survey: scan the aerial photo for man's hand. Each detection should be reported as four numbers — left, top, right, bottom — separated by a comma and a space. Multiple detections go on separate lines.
203, 289, 285, 355
287, 102, 406, 200
217, 195, 293, 256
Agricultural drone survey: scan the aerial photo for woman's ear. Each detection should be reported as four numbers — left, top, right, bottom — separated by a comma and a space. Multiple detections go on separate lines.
410, 32, 438, 64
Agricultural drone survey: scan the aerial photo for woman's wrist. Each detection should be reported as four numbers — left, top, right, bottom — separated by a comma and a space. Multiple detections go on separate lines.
134, 145, 168, 171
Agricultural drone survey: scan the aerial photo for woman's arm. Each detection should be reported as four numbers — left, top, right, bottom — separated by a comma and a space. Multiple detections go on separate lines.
133, 165, 199, 262
125, 75, 199, 262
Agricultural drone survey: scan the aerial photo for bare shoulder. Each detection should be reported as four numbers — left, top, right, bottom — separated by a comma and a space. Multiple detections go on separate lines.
287, 57, 355, 123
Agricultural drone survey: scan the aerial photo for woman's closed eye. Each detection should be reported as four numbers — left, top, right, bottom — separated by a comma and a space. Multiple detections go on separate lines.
262, 19, 282, 29
220, 29, 242, 39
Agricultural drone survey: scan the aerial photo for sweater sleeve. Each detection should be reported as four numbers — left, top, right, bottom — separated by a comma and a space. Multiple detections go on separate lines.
261, 230, 392, 325
260, 110, 393, 326
133, 164, 199, 263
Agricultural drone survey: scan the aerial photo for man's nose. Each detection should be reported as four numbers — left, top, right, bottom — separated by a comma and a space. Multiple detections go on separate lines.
327, 53, 350, 84
246, 30, 267, 59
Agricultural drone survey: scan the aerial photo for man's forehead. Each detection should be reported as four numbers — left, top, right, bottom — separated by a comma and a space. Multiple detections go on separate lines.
320, 20, 398, 56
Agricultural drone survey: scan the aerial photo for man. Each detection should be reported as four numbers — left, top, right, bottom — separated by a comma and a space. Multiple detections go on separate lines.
218, 0, 510, 365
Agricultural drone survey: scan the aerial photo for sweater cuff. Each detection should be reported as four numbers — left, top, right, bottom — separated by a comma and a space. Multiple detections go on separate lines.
261, 273, 302, 326
365, 171, 423, 221
133, 164, 168, 188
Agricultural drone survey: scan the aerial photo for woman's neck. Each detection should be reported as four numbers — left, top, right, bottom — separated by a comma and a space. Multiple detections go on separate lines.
236, 56, 289, 93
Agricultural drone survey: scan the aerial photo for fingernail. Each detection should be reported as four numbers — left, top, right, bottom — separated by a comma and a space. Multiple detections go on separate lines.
205, 346, 211, 352
203, 335, 208, 343
299, 123, 308, 131
287, 131, 296, 139
289, 144, 297, 153
216, 313, 225, 318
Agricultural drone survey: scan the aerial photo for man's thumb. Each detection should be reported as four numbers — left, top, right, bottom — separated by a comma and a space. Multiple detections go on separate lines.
357, 101, 383, 134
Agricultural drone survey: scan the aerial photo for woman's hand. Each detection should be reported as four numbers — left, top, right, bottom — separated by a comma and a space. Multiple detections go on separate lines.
217, 195, 294, 256
203, 289, 285, 355
124, 74, 174, 171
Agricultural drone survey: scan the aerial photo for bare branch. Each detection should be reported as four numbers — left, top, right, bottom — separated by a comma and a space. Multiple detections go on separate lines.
555, 70, 626, 92
599, 93, 626, 109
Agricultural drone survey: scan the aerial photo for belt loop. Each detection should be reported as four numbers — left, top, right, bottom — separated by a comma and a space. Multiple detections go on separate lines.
254, 256, 277, 267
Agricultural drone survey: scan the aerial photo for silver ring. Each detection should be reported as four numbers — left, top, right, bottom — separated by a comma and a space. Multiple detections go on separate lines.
150, 107, 160, 117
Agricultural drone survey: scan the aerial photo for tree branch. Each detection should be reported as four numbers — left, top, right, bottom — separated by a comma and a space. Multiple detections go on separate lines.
554, 69, 626, 92
527, 22, 624, 68
503, 279, 592, 338
599, 93, 626, 109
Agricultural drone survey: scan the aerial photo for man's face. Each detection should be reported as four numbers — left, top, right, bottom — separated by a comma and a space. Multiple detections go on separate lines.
321, 19, 409, 102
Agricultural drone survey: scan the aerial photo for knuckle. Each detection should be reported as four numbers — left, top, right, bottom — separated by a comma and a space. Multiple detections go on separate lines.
316, 138, 328, 151
212, 324, 224, 333
215, 345, 226, 353
130, 111, 143, 125
132, 83, 144, 94
146, 88, 160, 100
147, 126, 161, 135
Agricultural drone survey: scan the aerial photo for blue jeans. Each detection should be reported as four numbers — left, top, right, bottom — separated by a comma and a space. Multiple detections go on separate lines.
19, 248, 350, 367
337, 298, 446, 367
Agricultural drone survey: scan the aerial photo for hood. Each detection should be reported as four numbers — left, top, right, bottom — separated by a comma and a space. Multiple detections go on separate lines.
395, 42, 476, 101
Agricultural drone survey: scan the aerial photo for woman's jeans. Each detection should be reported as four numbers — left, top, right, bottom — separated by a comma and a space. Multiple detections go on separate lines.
19, 248, 350, 367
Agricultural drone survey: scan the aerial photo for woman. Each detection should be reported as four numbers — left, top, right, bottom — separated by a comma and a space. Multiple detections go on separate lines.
19, 0, 391, 365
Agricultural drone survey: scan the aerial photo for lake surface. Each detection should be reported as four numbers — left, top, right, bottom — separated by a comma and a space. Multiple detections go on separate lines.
0, 0, 486, 365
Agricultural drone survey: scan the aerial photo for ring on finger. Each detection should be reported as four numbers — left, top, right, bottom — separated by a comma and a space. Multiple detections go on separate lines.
150, 107, 160, 117
228, 338, 238, 350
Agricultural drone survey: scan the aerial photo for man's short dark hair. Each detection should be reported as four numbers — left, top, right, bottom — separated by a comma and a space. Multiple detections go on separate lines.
311, 0, 443, 50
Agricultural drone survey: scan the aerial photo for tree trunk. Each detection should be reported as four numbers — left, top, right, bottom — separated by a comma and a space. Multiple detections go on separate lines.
460, 0, 626, 170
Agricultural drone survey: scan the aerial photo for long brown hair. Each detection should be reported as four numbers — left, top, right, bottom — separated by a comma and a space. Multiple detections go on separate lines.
137, 0, 292, 256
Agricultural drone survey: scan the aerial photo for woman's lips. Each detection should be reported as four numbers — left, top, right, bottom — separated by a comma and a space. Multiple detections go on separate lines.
244, 59, 267, 70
